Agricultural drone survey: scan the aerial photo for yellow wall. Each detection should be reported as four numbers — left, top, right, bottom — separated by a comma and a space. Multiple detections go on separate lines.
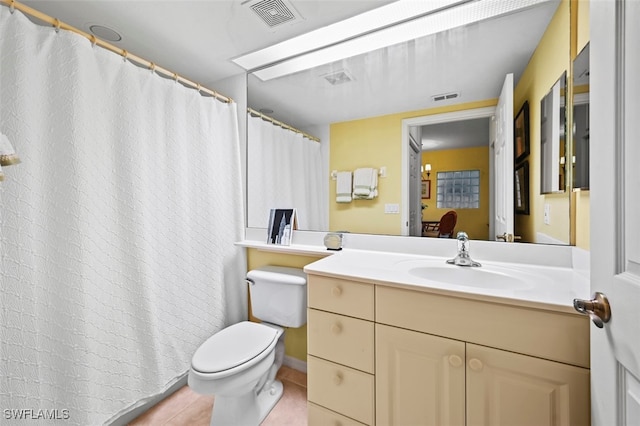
421, 146, 491, 240
575, 190, 590, 249
576, 0, 590, 55
246, 249, 324, 362
514, 0, 571, 244
329, 99, 496, 234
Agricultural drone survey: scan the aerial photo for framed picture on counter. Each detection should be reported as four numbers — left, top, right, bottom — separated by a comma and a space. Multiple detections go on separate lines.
267, 208, 297, 245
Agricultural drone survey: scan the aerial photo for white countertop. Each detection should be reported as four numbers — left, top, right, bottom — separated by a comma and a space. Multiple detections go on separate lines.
303, 249, 590, 315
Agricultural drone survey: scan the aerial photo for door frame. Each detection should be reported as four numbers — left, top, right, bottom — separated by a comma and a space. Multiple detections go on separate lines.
400, 106, 496, 236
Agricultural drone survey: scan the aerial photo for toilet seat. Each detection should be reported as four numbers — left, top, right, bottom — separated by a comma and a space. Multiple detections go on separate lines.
191, 321, 279, 378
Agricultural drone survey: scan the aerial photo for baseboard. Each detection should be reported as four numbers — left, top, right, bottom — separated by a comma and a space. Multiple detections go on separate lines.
283, 355, 307, 373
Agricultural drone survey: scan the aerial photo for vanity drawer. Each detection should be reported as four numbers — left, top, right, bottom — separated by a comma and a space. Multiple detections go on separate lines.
309, 402, 368, 426
308, 308, 374, 373
308, 355, 374, 425
376, 286, 590, 368
308, 275, 374, 320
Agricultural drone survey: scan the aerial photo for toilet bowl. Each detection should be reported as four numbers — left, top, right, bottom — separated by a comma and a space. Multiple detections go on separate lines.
188, 266, 307, 426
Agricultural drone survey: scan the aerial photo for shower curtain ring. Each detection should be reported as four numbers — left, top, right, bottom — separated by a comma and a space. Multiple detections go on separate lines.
90, 35, 97, 47
54, 19, 61, 33
122, 50, 128, 62
173, 73, 179, 83
197, 84, 201, 93
9, 0, 15, 14
149, 63, 156, 74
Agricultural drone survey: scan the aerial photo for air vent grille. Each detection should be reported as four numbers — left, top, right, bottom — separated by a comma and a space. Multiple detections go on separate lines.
322, 69, 354, 86
247, 0, 299, 28
432, 92, 460, 102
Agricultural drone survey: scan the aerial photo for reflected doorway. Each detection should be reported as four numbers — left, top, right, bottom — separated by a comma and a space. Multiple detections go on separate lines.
401, 107, 496, 240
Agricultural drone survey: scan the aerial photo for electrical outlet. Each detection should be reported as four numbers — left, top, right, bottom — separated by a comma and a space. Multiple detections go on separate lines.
544, 203, 551, 225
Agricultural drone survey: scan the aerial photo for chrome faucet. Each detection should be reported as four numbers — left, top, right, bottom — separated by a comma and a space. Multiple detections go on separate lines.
446, 231, 481, 267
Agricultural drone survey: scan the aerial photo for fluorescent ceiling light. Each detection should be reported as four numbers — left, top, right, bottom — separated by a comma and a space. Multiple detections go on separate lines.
248, 0, 551, 81
233, 0, 465, 70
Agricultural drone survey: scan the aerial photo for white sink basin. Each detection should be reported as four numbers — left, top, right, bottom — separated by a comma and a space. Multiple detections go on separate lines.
395, 259, 540, 290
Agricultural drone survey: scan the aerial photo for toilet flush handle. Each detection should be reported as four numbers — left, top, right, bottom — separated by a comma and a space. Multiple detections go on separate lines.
246, 278, 255, 285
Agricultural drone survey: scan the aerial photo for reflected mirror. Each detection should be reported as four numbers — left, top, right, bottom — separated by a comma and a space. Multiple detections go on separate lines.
573, 43, 590, 189
540, 71, 568, 194
247, 0, 571, 244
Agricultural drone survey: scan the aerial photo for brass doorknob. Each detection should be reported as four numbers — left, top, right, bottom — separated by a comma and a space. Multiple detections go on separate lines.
573, 292, 611, 328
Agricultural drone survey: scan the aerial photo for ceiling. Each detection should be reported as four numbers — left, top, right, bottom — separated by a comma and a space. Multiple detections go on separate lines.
18, 0, 560, 149
247, 1, 560, 132
21, 0, 396, 87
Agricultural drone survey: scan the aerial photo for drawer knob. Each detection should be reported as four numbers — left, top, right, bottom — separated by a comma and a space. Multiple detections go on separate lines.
333, 372, 343, 385
448, 354, 463, 367
469, 358, 483, 371
331, 286, 342, 297
331, 323, 342, 334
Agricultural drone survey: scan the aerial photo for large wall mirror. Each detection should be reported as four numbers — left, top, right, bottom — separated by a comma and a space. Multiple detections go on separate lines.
247, 0, 578, 245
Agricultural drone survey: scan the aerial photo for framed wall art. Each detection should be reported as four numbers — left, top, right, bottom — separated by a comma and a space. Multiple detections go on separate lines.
421, 180, 431, 199
514, 101, 530, 163
515, 161, 530, 215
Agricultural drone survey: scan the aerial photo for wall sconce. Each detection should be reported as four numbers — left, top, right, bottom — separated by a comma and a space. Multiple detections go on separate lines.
421, 163, 431, 179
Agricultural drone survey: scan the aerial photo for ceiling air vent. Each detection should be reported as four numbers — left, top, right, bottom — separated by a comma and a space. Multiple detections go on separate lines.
322, 69, 355, 86
432, 92, 460, 102
243, 0, 303, 29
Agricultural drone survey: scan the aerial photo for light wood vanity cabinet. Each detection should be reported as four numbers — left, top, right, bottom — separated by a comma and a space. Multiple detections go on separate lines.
307, 275, 591, 426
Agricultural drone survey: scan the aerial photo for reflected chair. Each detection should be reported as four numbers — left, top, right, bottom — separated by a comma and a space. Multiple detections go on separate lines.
422, 210, 457, 238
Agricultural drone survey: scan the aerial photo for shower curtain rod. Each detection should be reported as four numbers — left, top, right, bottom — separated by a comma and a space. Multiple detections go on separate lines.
0, 0, 233, 104
248, 108, 320, 142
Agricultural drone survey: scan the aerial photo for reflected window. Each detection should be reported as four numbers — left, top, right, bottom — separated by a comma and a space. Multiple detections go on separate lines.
436, 170, 480, 209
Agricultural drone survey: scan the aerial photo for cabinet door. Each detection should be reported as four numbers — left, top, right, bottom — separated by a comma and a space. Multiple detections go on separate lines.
376, 324, 465, 426
466, 343, 590, 426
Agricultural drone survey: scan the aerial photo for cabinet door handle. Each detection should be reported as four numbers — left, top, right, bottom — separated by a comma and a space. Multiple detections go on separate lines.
331, 323, 342, 334
448, 354, 463, 367
331, 286, 342, 297
333, 372, 343, 385
468, 358, 483, 371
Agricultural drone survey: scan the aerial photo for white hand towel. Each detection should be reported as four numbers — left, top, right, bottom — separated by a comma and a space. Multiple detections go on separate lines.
353, 168, 378, 199
336, 171, 352, 203
353, 168, 374, 196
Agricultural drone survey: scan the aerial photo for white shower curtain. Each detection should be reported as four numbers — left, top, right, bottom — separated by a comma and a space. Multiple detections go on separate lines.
247, 114, 327, 231
0, 8, 245, 425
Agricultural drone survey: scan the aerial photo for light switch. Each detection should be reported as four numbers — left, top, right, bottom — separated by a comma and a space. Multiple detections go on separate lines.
384, 203, 399, 214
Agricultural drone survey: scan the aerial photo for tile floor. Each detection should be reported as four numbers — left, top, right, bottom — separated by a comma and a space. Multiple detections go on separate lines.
129, 366, 307, 426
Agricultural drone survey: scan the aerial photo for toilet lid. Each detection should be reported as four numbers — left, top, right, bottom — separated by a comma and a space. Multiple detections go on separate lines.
191, 321, 279, 374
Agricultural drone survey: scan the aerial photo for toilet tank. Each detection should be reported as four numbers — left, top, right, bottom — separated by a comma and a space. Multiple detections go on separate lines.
247, 266, 307, 328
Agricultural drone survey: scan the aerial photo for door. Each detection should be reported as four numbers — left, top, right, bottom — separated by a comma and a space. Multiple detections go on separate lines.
466, 344, 590, 426
493, 73, 514, 240
376, 324, 465, 426
589, 1, 640, 424
408, 132, 422, 236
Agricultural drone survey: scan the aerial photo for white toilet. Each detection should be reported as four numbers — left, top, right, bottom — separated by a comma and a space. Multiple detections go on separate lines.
188, 266, 307, 426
